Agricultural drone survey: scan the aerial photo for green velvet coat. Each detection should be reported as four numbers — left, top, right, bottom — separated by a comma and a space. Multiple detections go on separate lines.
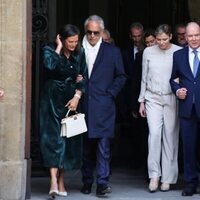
40, 44, 87, 170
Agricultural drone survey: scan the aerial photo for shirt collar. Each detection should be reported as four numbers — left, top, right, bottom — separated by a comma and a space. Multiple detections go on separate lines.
82, 35, 102, 50
189, 46, 200, 54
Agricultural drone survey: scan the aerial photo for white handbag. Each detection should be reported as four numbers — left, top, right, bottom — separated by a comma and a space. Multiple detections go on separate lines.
60, 109, 87, 138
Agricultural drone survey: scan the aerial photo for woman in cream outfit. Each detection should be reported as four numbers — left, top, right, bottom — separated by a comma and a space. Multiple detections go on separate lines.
138, 24, 181, 192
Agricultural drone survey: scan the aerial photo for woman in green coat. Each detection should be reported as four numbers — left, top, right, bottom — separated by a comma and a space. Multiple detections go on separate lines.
40, 24, 87, 197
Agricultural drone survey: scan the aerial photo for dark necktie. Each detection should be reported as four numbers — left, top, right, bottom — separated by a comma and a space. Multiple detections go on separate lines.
193, 49, 199, 77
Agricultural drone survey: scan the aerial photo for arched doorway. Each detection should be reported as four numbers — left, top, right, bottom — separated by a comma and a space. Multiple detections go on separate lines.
28, 0, 191, 197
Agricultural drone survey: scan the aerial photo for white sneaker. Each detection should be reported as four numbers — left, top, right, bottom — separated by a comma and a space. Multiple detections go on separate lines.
149, 178, 159, 192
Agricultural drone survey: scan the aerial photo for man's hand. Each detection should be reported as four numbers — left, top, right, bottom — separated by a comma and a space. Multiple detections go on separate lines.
177, 88, 187, 100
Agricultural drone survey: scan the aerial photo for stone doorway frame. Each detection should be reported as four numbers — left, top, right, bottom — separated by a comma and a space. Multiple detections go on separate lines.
25, 0, 32, 199
26, 0, 56, 198
25, 0, 198, 198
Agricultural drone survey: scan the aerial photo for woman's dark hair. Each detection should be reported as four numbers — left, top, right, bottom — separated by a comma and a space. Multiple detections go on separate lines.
143, 29, 155, 39
59, 24, 81, 52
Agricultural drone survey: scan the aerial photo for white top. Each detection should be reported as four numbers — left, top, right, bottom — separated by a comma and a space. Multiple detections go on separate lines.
134, 45, 138, 59
82, 35, 102, 78
138, 44, 182, 102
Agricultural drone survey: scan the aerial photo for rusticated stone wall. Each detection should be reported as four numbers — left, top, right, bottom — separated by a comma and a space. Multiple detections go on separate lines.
0, 0, 27, 199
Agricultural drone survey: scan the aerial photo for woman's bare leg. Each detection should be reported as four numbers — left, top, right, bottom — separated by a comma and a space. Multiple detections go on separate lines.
49, 168, 58, 193
58, 169, 67, 192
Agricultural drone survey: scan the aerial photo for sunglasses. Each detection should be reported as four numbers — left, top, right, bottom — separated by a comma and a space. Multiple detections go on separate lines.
86, 30, 100, 36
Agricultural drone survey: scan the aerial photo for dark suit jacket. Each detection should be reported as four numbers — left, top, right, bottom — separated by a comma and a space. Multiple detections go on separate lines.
84, 41, 126, 138
170, 47, 200, 118
132, 50, 144, 112
122, 44, 135, 81
118, 45, 136, 120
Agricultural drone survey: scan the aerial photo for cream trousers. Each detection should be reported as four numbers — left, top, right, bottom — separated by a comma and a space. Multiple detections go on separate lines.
145, 91, 179, 183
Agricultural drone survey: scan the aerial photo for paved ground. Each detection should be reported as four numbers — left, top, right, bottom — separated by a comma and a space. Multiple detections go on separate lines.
31, 167, 200, 200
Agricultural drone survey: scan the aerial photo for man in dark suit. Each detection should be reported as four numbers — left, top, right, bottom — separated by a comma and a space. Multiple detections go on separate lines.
131, 30, 156, 170
119, 23, 145, 169
81, 15, 126, 197
121, 22, 144, 121
170, 22, 200, 196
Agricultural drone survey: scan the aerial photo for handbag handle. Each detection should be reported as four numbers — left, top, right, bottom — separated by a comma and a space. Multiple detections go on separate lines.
66, 109, 78, 117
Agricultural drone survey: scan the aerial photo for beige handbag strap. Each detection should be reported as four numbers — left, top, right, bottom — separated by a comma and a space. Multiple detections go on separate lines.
66, 109, 78, 117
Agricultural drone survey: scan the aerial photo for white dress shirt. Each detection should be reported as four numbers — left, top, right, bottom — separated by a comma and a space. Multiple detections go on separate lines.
82, 36, 102, 78
188, 46, 200, 74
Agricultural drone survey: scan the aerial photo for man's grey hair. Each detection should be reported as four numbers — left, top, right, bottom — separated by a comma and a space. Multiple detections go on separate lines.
84, 15, 105, 31
129, 22, 144, 31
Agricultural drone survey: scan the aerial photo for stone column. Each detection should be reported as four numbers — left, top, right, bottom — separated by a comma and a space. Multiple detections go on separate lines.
0, 0, 28, 199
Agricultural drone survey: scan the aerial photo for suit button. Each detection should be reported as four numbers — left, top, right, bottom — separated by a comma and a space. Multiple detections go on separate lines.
194, 82, 196, 84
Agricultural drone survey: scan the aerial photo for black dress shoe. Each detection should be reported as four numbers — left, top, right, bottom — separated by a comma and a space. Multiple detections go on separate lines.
80, 184, 92, 194
182, 187, 197, 196
96, 185, 112, 196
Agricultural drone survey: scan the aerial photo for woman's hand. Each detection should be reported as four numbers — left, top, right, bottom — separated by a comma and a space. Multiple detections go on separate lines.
139, 102, 146, 118
65, 90, 82, 111
65, 96, 79, 111
76, 74, 83, 83
55, 34, 63, 54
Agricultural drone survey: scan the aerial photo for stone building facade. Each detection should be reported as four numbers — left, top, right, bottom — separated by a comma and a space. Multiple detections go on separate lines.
0, 0, 31, 199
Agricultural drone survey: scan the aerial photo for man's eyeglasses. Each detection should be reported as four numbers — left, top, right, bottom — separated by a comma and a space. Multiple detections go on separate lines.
86, 30, 100, 36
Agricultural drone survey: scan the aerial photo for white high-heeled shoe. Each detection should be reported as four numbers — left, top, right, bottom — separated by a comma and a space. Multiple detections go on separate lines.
149, 178, 159, 192
49, 181, 59, 197
49, 189, 59, 196
58, 192, 67, 197
160, 183, 170, 192
58, 191, 68, 196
